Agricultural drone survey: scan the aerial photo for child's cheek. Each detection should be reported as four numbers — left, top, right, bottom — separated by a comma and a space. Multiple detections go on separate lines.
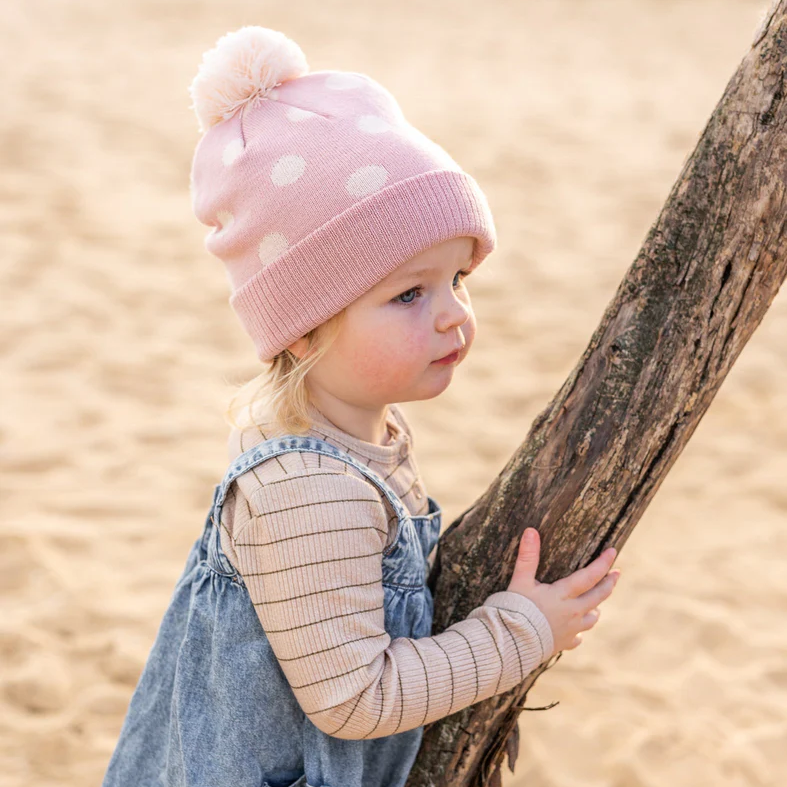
392, 325, 430, 366
343, 340, 400, 392
351, 334, 424, 394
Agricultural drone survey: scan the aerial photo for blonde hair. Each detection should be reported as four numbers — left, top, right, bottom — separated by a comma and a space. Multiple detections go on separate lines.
223, 309, 347, 438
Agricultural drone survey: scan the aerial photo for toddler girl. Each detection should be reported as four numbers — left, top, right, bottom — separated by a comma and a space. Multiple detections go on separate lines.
102, 25, 620, 787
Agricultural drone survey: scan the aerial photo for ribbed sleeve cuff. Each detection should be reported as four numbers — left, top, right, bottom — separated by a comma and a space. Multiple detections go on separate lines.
483, 591, 555, 663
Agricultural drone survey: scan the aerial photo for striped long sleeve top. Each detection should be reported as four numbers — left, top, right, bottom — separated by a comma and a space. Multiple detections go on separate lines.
218, 401, 554, 740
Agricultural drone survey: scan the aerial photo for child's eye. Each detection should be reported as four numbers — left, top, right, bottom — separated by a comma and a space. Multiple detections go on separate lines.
454, 269, 471, 287
392, 269, 471, 305
394, 286, 422, 305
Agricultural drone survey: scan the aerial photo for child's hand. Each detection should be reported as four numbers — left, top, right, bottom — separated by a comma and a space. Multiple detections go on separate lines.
506, 527, 620, 655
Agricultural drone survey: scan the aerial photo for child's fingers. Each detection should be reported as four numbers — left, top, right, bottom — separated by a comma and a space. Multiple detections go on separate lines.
556, 548, 617, 599
578, 607, 601, 631
574, 569, 620, 610
511, 528, 541, 584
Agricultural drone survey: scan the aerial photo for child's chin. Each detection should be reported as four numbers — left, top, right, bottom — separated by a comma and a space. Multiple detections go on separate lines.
420, 370, 455, 397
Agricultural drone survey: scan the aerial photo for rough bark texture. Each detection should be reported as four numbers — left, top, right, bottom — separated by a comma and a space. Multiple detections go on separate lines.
408, 4, 787, 785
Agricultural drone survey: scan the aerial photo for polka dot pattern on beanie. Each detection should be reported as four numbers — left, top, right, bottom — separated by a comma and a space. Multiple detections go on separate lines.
223, 139, 244, 166
189, 28, 496, 366
271, 155, 307, 187
325, 73, 366, 91
287, 106, 314, 123
258, 233, 289, 267
357, 115, 392, 134
346, 165, 389, 197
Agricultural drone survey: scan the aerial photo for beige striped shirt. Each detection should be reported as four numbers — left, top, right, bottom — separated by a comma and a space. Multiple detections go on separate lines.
219, 401, 554, 740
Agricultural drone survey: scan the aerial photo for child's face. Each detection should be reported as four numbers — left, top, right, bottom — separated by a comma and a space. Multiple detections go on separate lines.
301, 235, 476, 408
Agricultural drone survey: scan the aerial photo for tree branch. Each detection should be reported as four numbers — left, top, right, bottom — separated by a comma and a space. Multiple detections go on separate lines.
409, 4, 787, 784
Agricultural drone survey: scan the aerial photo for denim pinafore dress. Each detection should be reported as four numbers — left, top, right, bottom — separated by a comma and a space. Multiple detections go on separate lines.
102, 434, 442, 787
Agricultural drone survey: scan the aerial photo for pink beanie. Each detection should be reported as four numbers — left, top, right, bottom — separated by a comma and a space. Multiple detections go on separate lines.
188, 26, 497, 363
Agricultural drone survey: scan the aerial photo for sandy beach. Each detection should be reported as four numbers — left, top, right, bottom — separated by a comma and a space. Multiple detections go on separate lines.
2, 0, 785, 784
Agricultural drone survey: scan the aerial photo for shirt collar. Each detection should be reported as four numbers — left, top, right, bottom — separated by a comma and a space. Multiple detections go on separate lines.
305, 401, 410, 464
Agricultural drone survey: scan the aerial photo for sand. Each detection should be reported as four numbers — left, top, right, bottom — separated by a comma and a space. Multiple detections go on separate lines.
2, 0, 785, 785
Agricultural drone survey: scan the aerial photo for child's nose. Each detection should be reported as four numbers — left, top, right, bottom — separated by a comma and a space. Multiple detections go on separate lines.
438, 291, 471, 329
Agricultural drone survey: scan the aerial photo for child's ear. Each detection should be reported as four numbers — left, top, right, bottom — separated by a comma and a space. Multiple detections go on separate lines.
286, 336, 310, 360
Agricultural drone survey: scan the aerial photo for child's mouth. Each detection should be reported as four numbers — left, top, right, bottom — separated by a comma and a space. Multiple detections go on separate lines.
432, 350, 459, 365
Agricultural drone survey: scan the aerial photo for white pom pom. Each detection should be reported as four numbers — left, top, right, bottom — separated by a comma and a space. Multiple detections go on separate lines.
189, 26, 309, 132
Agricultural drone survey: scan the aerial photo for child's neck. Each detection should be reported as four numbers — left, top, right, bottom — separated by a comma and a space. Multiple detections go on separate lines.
307, 393, 393, 446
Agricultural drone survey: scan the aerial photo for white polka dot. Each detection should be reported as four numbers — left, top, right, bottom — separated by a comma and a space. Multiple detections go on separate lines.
286, 106, 313, 123
326, 73, 366, 91
346, 165, 389, 198
258, 233, 289, 267
357, 115, 391, 134
215, 210, 234, 232
222, 139, 244, 166
271, 155, 307, 187
268, 88, 280, 101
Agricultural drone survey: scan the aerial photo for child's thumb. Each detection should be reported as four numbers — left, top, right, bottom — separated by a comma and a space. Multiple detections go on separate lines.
512, 528, 541, 584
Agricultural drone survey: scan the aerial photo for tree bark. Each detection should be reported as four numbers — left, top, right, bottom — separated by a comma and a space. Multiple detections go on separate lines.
408, 3, 787, 785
